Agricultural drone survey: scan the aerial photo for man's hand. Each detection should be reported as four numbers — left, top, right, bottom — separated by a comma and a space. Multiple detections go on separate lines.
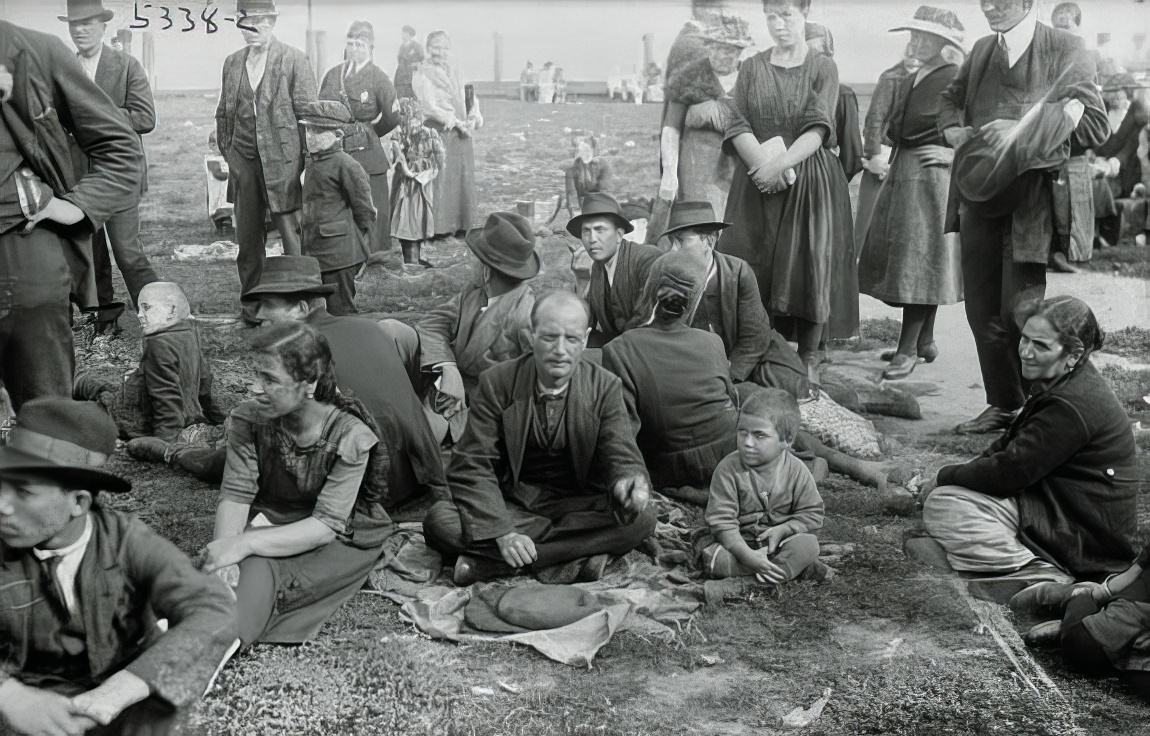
496, 532, 537, 568
22, 197, 85, 234
0, 64, 12, 103
435, 364, 466, 419
942, 125, 973, 150
916, 144, 954, 167
611, 475, 651, 520
198, 536, 250, 574
979, 119, 1016, 148
755, 525, 789, 555
0, 680, 98, 736
70, 671, 151, 728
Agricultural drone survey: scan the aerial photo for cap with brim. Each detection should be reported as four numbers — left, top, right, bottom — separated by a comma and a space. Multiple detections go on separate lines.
661, 200, 731, 240
0, 430, 128, 493
565, 192, 634, 238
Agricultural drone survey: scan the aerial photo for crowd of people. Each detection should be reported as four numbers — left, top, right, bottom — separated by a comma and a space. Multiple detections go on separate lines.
0, 0, 1149, 731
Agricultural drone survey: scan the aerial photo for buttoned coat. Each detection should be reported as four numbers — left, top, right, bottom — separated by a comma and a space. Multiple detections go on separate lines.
0, 505, 237, 707
301, 149, 374, 271
0, 21, 143, 309
445, 355, 648, 543
91, 43, 155, 193
215, 38, 316, 213
319, 61, 399, 176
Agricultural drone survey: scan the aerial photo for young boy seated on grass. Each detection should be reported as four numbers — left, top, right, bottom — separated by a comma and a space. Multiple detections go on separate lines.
299, 100, 376, 315
74, 282, 225, 456
696, 388, 827, 585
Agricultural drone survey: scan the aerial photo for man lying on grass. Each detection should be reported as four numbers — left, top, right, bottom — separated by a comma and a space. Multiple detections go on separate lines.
0, 399, 236, 736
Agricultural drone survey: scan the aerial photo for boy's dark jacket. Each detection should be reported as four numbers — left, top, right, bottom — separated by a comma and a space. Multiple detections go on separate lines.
136, 318, 222, 442
0, 505, 237, 706
302, 148, 375, 272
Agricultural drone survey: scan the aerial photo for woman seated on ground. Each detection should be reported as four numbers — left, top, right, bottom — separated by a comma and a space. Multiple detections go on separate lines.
199, 322, 394, 647
1010, 541, 1150, 703
914, 296, 1138, 586
602, 250, 738, 490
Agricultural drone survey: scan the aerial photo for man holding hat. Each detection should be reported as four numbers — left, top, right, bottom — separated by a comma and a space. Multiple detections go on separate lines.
424, 289, 655, 586
414, 211, 539, 443
568, 192, 661, 347
215, 0, 316, 324
0, 19, 142, 412
661, 201, 810, 399
939, 0, 1108, 434
180, 256, 445, 510
62, 0, 159, 337
0, 399, 236, 735
299, 99, 375, 316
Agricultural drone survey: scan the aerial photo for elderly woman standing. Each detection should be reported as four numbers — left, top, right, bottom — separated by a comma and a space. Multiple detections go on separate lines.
915, 297, 1138, 586
199, 322, 393, 647
319, 21, 399, 257
718, 0, 855, 388
413, 30, 481, 239
858, 7, 966, 380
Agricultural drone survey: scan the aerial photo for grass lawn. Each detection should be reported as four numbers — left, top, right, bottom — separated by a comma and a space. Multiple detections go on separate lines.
80, 93, 1150, 734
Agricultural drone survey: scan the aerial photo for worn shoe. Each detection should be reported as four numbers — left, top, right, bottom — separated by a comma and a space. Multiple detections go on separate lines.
881, 342, 939, 364
882, 353, 918, 380
453, 555, 482, 586
126, 436, 170, 464
1023, 620, 1063, 647
1008, 581, 1078, 616
954, 406, 1016, 434
1049, 252, 1079, 273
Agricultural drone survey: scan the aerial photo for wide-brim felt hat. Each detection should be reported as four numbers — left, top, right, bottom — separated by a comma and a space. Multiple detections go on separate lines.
241, 255, 337, 301
565, 192, 634, 238
58, 0, 114, 23
465, 212, 541, 281
661, 200, 731, 239
889, 5, 966, 50
0, 399, 129, 493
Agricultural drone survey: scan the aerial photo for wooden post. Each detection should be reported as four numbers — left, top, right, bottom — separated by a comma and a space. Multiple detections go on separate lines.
142, 31, 156, 89
307, 30, 328, 83
642, 33, 655, 70
493, 31, 503, 84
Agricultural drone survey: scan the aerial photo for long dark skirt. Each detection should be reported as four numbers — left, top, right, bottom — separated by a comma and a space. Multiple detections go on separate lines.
366, 171, 391, 254
429, 125, 477, 236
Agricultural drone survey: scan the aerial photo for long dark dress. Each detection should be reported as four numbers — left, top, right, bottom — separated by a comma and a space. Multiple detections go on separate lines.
412, 61, 477, 236
859, 64, 963, 306
319, 60, 399, 255
718, 49, 857, 338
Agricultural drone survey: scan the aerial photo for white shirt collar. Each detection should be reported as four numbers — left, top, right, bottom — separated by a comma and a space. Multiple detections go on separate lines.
999, 4, 1040, 68
603, 247, 620, 286
32, 515, 93, 616
536, 381, 570, 399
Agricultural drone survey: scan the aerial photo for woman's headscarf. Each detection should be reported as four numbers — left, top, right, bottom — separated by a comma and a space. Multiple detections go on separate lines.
636, 250, 709, 326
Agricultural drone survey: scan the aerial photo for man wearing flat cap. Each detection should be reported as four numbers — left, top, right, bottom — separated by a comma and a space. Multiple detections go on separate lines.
216, 0, 316, 323
568, 192, 662, 347
939, 0, 1109, 434
62, 0, 159, 337
299, 99, 375, 315
411, 211, 540, 443
0, 399, 236, 736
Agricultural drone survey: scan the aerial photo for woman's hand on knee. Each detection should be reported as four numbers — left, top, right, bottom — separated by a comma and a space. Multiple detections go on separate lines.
199, 536, 251, 574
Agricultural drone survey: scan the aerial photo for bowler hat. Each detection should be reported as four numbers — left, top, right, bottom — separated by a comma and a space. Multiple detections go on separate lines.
299, 100, 353, 129
237, 0, 279, 17
241, 256, 337, 301
565, 192, 634, 238
889, 6, 966, 51
0, 399, 129, 493
58, 0, 114, 23
660, 200, 731, 240
465, 212, 541, 281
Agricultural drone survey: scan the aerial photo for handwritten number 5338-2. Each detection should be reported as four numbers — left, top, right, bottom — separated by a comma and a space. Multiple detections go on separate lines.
128, 4, 257, 33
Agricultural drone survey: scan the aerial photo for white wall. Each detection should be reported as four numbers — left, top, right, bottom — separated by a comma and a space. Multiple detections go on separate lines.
8, 0, 1149, 89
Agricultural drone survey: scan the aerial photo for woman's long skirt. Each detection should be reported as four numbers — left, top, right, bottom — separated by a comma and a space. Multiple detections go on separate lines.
429, 126, 477, 236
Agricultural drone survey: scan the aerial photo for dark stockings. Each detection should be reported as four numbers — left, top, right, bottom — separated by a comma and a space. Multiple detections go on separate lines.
796, 319, 824, 387
895, 305, 938, 357
400, 239, 422, 265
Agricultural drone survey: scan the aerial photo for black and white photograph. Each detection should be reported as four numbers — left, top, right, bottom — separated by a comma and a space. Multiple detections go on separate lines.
0, 0, 1148, 732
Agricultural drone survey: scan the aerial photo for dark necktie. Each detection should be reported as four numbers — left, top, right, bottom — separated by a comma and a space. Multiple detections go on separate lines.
38, 555, 70, 619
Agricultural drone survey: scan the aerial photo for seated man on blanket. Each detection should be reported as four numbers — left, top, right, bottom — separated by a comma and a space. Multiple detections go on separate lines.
75, 282, 226, 452
423, 290, 656, 586
0, 399, 236, 736
409, 211, 539, 443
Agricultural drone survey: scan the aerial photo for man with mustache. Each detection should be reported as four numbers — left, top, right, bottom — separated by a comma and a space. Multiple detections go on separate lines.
423, 290, 656, 586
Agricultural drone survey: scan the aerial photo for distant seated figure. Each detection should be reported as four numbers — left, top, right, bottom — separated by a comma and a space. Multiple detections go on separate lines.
204, 131, 232, 232
696, 389, 826, 584
602, 250, 738, 489
411, 212, 539, 443
0, 399, 236, 736
75, 282, 225, 449
424, 290, 656, 585
567, 193, 662, 347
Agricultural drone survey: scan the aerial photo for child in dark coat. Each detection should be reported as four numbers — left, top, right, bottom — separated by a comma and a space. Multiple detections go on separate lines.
299, 100, 376, 315
696, 388, 826, 585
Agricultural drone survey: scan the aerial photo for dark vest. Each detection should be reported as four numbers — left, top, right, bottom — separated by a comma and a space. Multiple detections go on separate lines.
231, 64, 259, 160
966, 39, 1046, 128
22, 559, 92, 691
518, 394, 577, 493
0, 114, 26, 235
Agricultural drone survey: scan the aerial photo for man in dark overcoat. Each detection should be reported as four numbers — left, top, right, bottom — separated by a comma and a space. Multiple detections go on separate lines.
215, 0, 316, 323
62, 0, 158, 335
939, 0, 1108, 434
0, 19, 142, 411
423, 290, 656, 586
